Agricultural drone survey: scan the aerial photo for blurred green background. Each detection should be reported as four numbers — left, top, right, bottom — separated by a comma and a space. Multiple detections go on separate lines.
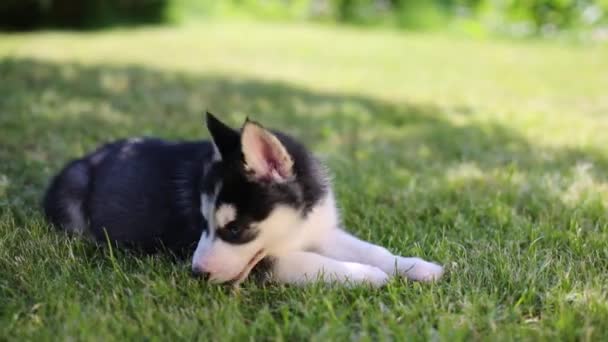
1, 0, 607, 39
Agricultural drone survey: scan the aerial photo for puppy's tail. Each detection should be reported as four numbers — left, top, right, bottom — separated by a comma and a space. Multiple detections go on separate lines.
43, 158, 92, 235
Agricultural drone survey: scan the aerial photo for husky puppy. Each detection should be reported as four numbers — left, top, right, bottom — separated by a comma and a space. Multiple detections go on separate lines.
43, 113, 443, 286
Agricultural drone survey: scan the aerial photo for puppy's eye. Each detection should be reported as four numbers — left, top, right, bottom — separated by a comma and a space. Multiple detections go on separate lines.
225, 222, 240, 236
216, 221, 256, 244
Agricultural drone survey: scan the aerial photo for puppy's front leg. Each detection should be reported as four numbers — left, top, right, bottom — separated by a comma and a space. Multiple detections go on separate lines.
314, 229, 444, 282
270, 251, 389, 287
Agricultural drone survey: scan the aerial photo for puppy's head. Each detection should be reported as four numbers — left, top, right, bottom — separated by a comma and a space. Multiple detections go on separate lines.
192, 113, 326, 284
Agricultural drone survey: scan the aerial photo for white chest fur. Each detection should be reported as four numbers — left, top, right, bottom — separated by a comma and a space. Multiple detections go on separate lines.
265, 191, 340, 256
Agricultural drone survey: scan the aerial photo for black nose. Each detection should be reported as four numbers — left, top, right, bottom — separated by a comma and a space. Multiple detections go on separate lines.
191, 266, 210, 280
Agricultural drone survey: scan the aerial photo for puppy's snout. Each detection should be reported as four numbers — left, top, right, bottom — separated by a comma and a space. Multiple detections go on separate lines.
191, 265, 210, 280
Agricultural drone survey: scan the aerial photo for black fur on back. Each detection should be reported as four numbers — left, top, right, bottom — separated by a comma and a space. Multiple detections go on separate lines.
43, 138, 212, 253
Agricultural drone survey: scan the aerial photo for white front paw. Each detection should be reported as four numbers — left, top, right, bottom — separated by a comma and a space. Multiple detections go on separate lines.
345, 264, 390, 287
400, 258, 444, 282
362, 266, 390, 287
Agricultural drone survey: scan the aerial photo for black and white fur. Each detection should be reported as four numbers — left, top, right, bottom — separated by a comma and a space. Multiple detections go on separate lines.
44, 113, 443, 286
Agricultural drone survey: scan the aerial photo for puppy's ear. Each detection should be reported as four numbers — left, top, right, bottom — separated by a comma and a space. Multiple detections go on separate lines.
241, 119, 294, 183
206, 112, 240, 159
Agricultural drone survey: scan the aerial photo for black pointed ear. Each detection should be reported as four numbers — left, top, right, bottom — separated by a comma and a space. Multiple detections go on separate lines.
241, 119, 294, 183
206, 112, 240, 159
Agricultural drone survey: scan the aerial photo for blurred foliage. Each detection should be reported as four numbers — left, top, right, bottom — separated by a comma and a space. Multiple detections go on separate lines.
0, 0, 168, 30
1, 0, 607, 37
171, 0, 608, 36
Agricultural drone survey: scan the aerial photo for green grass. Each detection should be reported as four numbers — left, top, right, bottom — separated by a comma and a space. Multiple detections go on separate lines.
1, 21, 608, 340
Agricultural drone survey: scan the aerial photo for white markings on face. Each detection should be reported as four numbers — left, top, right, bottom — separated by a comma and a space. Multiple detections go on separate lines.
200, 194, 213, 224
192, 202, 305, 283
211, 143, 222, 162
192, 184, 339, 284
199, 239, 262, 284
192, 182, 222, 273
250, 205, 302, 249
215, 204, 236, 228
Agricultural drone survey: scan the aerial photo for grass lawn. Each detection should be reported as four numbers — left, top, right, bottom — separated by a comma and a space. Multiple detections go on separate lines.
1, 21, 607, 340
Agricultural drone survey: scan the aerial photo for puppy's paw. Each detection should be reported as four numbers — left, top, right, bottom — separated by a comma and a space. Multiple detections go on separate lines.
400, 258, 444, 282
362, 266, 391, 287
345, 264, 390, 287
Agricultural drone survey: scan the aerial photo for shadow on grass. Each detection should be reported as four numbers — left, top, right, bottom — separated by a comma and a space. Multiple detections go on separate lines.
2, 58, 608, 333
1, 56, 608, 342
0, 57, 606, 244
